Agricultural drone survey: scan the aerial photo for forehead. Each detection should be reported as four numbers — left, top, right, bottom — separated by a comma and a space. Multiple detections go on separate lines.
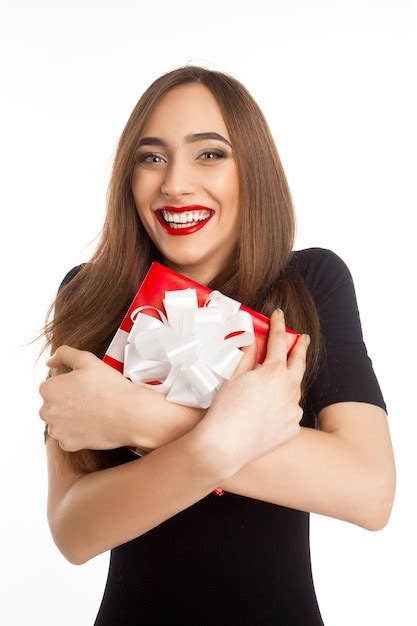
142, 83, 229, 140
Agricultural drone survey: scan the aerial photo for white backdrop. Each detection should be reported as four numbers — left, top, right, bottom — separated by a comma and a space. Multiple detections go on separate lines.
1, 1, 415, 624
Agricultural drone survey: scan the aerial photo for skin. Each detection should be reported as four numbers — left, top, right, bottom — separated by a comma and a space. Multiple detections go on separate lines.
40, 353, 138, 451
131, 83, 241, 286
41, 311, 308, 454
40, 86, 394, 535
39, 84, 308, 456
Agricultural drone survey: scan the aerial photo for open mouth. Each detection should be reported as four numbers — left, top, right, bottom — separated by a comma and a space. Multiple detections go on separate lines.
155, 209, 215, 235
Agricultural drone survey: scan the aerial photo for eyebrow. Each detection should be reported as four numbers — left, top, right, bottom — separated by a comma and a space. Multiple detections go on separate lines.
136, 131, 232, 149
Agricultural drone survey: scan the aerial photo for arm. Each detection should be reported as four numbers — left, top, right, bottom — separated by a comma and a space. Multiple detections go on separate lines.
218, 425, 393, 531
129, 398, 394, 531
127, 383, 206, 450
51, 429, 233, 566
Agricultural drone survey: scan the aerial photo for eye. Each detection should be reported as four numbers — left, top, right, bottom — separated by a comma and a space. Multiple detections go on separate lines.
199, 150, 225, 161
137, 153, 165, 164
135, 149, 226, 165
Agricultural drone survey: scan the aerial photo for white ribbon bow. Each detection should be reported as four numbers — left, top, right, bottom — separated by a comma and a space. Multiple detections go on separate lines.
123, 288, 256, 409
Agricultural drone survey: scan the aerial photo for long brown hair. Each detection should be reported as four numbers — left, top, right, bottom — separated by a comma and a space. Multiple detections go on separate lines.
32, 65, 326, 475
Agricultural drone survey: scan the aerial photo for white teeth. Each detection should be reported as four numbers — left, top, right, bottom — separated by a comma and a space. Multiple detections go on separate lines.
161, 209, 211, 223
169, 222, 202, 229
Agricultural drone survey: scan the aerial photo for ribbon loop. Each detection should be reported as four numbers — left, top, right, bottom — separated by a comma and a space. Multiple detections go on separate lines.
123, 287, 255, 408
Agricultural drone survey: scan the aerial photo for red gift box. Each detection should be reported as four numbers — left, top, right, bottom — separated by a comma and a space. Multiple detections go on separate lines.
103, 262, 301, 496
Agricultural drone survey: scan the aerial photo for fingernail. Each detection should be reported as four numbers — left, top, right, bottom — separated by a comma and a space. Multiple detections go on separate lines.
304, 334, 311, 345
276, 308, 284, 316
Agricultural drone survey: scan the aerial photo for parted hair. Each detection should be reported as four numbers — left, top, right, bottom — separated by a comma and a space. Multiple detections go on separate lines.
33, 64, 326, 475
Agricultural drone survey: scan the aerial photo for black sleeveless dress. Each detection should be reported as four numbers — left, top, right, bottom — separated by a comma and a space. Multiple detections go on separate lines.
53, 247, 387, 626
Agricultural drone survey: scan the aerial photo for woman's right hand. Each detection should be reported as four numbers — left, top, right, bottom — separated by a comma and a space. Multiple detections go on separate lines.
191, 308, 311, 477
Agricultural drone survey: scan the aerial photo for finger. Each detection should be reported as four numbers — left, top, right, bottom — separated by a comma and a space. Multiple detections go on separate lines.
46, 367, 59, 379
262, 308, 288, 366
229, 337, 258, 380
46, 345, 92, 370
287, 334, 311, 380
38, 404, 46, 421
58, 438, 72, 452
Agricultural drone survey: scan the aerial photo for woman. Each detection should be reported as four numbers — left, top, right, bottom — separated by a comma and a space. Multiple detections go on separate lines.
37, 65, 395, 625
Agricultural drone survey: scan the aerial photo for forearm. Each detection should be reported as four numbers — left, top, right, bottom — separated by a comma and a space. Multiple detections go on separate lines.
218, 426, 389, 530
126, 392, 389, 530
52, 429, 231, 565
126, 384, 205, 450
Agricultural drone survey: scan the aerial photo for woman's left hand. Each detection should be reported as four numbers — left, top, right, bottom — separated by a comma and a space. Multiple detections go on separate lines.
39, 345, 135, 452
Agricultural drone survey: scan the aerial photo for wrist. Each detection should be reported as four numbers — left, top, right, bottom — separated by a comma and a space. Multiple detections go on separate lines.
122, 383, 158, 450
158, 402, 206, 446
187, 417, 243, 482
122, 383, 206, 450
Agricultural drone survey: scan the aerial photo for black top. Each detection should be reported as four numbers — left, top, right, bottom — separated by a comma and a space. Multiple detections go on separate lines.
54, 247, 387, 626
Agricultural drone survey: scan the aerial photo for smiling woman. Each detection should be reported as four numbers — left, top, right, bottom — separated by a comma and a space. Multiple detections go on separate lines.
34, 64, 394, 626
131, 83, 241, 285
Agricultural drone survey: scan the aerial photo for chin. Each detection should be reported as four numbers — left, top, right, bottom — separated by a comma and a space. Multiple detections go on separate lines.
167, 254, 208, 268
161, 241, 207, 259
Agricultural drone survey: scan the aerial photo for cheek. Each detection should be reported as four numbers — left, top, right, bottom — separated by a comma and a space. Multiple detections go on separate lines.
222, 189, 240, 227
132, 179, 151, 219
133, 201, 147, 230
137, 214, 159, 250
212, 167, 238, 196
210, 170, 239, 215
131, 170, 154, 204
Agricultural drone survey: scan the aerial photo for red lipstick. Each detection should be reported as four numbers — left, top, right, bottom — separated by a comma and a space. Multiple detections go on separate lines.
154, 204, 215, 236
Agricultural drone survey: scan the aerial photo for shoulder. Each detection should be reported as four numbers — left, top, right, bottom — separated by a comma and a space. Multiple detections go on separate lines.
290, 247, 354, 303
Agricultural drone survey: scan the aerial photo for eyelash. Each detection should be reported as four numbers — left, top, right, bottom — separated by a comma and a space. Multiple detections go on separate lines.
137, 150, 225, 164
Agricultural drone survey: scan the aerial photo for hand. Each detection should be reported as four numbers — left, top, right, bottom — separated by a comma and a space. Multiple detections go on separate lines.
39, 345, 138, 452
191, 309, 311, 476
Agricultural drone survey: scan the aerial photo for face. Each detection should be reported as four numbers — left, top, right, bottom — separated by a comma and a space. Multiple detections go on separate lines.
131, 83, 240, 285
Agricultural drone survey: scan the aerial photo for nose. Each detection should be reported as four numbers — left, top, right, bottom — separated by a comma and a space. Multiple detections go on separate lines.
160, 158, 196, 199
